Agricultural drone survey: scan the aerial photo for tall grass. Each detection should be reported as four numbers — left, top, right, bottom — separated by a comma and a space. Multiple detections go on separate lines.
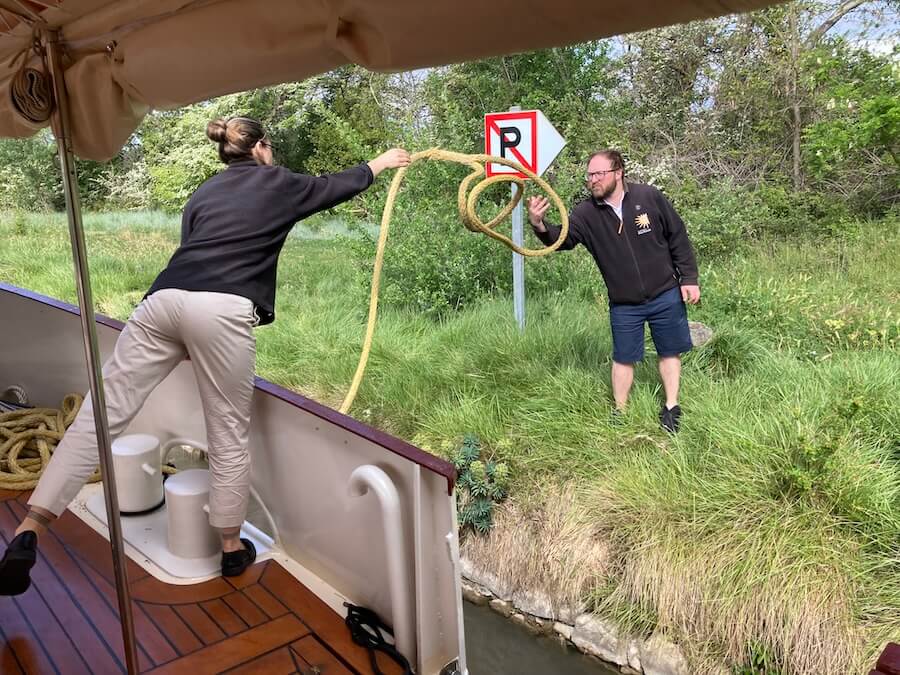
1, 210, 898, 673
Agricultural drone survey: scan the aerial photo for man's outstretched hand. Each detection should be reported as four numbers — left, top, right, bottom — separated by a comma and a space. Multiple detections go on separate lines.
527, 196, 550, 232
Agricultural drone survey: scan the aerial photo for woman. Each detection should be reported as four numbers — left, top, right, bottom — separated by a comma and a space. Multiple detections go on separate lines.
0, 116, 411, 593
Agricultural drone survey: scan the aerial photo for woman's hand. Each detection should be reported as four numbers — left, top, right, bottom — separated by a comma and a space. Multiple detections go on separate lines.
368, 148, 412, 177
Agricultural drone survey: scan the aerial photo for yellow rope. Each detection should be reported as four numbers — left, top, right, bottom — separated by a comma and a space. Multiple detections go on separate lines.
0, 394, 103, 491
339, 148, 569, 414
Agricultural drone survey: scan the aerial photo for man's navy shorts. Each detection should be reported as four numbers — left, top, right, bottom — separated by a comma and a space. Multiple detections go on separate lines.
609, 286, 692, 363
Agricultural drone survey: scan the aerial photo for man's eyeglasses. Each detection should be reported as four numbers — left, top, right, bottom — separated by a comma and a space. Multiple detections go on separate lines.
585, 169, 618, 181
259, 138, 274, 151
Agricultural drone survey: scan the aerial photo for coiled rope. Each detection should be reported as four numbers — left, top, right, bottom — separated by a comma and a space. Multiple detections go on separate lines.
344, 602, 414, 675
7, 28, 54, 124
339, 148, 569, 413
0, 394, 100, 490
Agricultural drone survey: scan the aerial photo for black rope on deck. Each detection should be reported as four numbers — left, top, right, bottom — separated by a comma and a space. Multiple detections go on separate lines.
344, 602, 414, 675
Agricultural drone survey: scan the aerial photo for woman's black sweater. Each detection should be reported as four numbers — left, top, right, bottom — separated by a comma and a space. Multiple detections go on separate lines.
147, 160, 373, 325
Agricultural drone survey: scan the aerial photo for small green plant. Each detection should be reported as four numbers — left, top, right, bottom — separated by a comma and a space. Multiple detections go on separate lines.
777, 427, 839, 502
734, 641, 783, 675
453, 434, 509, 535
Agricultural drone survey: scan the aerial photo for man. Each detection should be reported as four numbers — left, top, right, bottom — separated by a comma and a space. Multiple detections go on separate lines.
528, 150, 700, 433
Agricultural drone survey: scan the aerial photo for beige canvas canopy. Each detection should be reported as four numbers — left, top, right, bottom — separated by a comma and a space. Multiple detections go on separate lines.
1, 0, 785, 161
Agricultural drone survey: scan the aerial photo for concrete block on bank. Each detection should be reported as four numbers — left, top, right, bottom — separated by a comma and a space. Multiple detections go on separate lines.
572, 613, 629, 667
553, 621, 574, 641
639, 633, 690, 675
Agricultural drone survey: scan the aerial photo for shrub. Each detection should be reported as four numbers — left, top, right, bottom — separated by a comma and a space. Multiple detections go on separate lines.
670, 179, 760, 258
453, 434, 510, 535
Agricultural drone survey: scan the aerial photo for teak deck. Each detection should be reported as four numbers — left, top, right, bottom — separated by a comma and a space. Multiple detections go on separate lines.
0, 489, 402, 674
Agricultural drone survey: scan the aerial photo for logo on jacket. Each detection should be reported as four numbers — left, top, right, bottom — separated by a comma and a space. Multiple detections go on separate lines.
635, 213, 652, 234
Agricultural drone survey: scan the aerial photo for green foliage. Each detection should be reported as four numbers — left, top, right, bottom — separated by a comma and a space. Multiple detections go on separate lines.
349, 203, 513, 316
139, 108, 226, 211
99, 156, 152, 211
801, 40, 899, 214
0, 132, 60, 210
669, 177, 858, 257
347, 191, 608, 317
671, 179, 759, 257
453, 434, 510, 535
775, 418, 848, 505
734, 641, 784, 675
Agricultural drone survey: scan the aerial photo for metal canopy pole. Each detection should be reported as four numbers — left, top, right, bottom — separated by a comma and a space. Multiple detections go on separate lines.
45, 30, 141, 675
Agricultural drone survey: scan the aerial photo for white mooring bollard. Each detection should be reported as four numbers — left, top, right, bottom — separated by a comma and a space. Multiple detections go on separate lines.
164, 469, 219, 559
112, 434, 163, 514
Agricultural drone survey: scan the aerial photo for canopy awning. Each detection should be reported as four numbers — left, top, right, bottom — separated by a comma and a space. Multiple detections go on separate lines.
0, 0, 785, 161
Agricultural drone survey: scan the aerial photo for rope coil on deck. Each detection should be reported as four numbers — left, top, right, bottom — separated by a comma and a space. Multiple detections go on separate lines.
0, 394, 99, 490
339, 148, 569, 414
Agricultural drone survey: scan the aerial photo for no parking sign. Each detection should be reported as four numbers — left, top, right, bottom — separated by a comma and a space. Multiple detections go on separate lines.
483, 107, 566, 330
484, 109, 565, 177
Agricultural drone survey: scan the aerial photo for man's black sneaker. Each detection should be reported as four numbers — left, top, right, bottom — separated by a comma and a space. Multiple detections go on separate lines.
221, 538, 256, 577
0, 530, 38, 596
660, 405, 682, 433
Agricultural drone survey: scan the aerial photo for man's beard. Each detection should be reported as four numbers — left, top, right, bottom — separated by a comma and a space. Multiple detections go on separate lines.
592, 182, 615, 201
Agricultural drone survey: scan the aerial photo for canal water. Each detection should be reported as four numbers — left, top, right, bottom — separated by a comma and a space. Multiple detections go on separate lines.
464, 601, 618, 675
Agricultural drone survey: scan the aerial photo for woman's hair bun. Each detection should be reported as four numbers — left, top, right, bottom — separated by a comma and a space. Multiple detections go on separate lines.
206, 115, 263, 164
206, 118, 229, 143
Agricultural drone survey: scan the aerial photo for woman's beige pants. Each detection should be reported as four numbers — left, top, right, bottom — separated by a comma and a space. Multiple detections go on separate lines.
29, 289, 258, 529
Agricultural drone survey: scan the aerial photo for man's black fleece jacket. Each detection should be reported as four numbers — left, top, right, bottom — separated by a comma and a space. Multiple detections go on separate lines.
534, 182, 699, 304
147, 159, 374, 325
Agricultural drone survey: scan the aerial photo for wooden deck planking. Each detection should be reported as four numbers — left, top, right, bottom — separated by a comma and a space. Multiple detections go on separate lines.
2, 500, 138, 671
199, 598, 249, 638
0, 500, 123, 673
223, 646, 298, 674
76, 557, 179, 665
0, 593, 58, 674
145, 614, 310, 675
0, 623, 26, 675
132, 574, 234, 604
141, 603, 205, 656
261, 564, 405, 675
241, 583, 288, 620
0, 489, 390, 674
222, 591, 268, 628
291, 635, 356, 674
173, 603, 227, 644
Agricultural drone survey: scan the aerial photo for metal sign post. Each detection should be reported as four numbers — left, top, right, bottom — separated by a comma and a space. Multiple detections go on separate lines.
509, 106, 526, 331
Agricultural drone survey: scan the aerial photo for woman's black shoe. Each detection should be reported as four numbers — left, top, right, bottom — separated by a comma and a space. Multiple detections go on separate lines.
221, 538, 256, 577
0, 531, 38, 596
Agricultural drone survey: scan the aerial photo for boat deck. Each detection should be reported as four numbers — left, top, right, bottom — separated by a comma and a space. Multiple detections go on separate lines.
0, 489, 403, 674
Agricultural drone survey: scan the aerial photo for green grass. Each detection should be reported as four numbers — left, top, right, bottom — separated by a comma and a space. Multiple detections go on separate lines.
1, 210, 898, 674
